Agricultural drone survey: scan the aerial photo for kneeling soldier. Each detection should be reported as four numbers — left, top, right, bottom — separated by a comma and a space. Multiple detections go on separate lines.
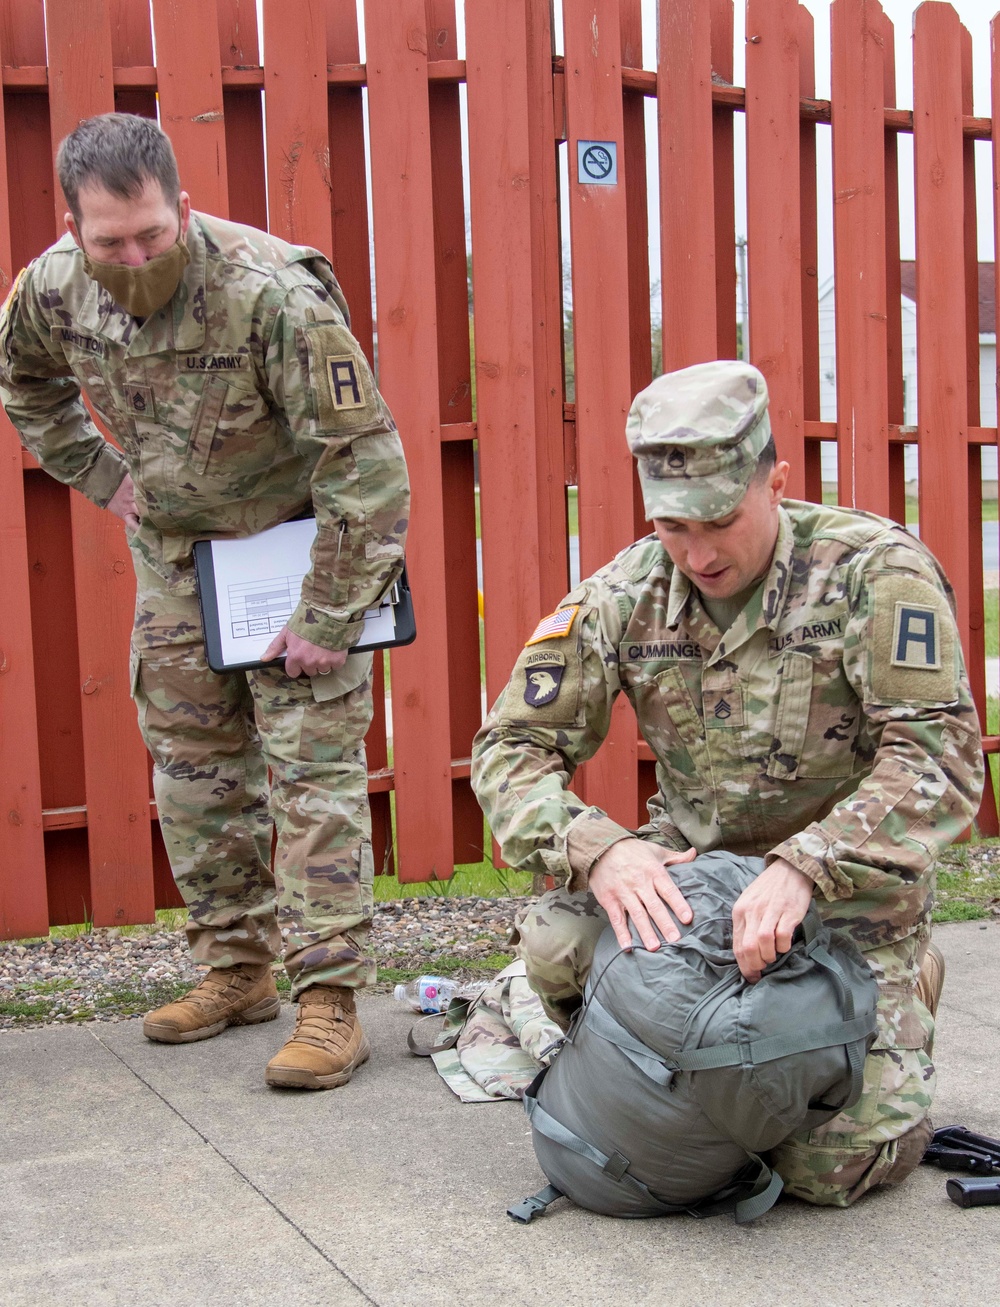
471, 360, 982, 1206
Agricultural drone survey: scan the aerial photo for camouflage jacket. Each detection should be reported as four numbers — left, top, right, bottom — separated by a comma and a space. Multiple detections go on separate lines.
472, 501, 984, 949
0, 213, 409, 650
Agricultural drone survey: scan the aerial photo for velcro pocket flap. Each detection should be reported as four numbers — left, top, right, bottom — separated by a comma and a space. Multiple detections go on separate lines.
766, 651, 812, 780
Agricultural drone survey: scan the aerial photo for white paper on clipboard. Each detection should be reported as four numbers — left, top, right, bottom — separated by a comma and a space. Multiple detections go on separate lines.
196, 518, 410, 671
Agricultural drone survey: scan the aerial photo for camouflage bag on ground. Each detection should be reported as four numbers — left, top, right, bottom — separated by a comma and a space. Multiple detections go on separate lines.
509, 852, 879, 1225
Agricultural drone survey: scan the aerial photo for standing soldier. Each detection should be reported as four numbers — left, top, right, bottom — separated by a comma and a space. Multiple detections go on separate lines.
0, 113, 409, 1090
472, 360, 983, 1205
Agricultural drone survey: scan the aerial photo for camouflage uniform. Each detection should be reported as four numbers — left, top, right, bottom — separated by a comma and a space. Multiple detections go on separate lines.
471, 362, 983, 1206
0, 214, 409, 995
427, 960, 563, 1103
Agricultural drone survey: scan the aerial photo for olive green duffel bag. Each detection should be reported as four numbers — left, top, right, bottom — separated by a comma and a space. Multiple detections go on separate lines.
509, 851, 879, 1225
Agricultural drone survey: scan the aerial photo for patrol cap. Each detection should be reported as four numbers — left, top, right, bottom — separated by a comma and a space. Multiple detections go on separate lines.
625, 360, 771, 521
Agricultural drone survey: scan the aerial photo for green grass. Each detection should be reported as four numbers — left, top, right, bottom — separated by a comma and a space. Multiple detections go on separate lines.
0, 977, 195, 1025
819, 486, 999, 525
373, 857, 532, 902
935, 832, 1000, 923
0, 998, 59, 1020
375, 953, 514, 987
113, 908, 189, 938
984, 590, 997, 659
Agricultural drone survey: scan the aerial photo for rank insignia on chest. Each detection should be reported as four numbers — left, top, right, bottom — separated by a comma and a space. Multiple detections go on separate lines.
326, 355, 367, 411
703, 686, 745, 728
128, 385, 154, 416
522, 650, 566, 707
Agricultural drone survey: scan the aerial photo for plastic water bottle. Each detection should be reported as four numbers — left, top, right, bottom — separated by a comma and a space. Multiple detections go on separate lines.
393, 975, 487, 1014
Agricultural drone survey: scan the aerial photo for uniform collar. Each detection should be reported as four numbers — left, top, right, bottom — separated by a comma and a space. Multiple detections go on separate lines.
73, 213, 209, 355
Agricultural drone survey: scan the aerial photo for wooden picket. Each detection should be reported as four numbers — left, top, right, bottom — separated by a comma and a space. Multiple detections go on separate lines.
1, 0, 999, 934
745, 0, 807, 499
364, 0, 455, 882
46, 0, 156, 928
0, 7, 46, 939
831, 0, 890, 514
563, 0, 638, 832
659, 0, 717, 370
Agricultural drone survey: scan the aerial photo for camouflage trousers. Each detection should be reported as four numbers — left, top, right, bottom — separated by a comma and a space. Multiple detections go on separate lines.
513, 887, 936, 1208
129, 548, 376, 997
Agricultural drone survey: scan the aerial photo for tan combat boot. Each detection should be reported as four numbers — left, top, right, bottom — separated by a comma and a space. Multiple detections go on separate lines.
264, 985, 370, 1089
143, 962, 280, 1043
916, 940, 945, 1059
916, 941, 946, 1018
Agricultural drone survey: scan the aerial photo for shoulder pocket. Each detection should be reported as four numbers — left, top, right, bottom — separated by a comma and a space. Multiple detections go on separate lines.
500, 643, 584, 727
299, 322, 380, 432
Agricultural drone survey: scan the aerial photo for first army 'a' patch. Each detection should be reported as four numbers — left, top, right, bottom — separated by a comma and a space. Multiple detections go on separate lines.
870, 573, 957, 704
891, 601, 940, 670
326, 355, 367, 411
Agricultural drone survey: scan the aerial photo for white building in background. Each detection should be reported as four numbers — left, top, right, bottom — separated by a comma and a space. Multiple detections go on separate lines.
817, 263, 998, 489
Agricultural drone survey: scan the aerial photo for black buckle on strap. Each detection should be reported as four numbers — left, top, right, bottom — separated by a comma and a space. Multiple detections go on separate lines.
507, 1185, 563, 1224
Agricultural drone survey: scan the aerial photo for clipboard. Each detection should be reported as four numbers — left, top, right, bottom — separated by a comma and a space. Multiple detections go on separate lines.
193, 516, 415, 673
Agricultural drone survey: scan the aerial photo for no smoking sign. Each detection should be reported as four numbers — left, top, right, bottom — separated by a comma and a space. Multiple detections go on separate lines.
577, 140, 618, 186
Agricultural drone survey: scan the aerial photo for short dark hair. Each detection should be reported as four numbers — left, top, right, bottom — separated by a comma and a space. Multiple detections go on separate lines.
753, 433, 777, 482
56, 113, 180, 225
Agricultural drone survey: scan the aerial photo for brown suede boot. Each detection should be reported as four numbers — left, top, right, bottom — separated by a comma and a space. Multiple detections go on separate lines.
916, 941, 946, 1019
143, 962, 280, 1043
264, 985, 370, 1090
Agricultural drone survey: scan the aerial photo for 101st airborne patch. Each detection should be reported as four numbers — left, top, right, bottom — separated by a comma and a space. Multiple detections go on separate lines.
500, 645, 583, 727
522, 649, 566, 707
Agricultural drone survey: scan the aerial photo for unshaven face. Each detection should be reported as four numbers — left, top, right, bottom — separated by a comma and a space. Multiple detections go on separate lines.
653, 460, 790, 599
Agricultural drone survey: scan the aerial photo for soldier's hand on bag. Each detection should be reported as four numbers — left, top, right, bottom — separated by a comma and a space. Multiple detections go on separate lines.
262, 626, 348, 678
731, 858, 815, 983
589, 839, 697, 953
107, 474, 140, 531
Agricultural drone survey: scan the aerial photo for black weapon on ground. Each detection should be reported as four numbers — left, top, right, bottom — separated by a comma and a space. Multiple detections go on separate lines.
922, 1125, 1000, 1176
945, 1177, 1000, 1209
922, 1125, 1000, 1205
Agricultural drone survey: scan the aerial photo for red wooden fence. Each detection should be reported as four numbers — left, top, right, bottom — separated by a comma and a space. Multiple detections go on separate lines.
1, 0, 998, 938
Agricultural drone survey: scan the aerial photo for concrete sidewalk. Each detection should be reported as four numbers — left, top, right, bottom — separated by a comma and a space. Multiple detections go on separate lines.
2, 921, 998, 1307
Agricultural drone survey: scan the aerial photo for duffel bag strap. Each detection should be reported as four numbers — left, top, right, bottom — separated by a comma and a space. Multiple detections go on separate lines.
523, 1089, 692, 1216
671, 1012, 876, 1074
732, 1157, 784, 1224
802, 935, 875, 1108
406, 995, 477, 1057
507, 1185, 565, 1224
696, 1154, 784, 1225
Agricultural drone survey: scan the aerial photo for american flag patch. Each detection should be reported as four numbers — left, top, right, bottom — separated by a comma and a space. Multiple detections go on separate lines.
525, 605, 579, 646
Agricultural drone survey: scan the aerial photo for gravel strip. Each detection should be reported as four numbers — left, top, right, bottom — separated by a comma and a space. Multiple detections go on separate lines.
0, 895, 531, 1030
